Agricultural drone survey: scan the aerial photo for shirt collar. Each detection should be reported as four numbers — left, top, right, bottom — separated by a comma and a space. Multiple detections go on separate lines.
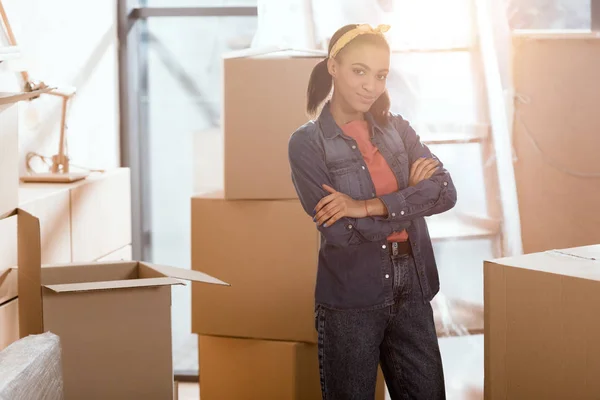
317, 101, 386, 139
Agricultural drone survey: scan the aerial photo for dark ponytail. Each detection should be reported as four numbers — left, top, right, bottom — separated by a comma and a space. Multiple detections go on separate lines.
369, 89, 391, 127
306, 59, 332, 118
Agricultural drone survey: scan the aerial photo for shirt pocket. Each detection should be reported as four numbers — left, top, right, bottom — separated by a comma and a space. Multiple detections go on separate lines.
328, 159, 363, 199
391, 151, 410, 188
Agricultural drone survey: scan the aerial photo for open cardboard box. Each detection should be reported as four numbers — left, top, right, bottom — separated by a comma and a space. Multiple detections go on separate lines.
6, 208, 229, 400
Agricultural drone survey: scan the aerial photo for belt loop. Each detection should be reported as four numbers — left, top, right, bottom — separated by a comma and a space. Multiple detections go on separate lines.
392, 242, 399, 257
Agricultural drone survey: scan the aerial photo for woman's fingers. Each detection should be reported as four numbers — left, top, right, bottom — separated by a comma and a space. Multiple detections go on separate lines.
314, 192, 338, 214
323, 210, 345, 227
315, 201, 341, 225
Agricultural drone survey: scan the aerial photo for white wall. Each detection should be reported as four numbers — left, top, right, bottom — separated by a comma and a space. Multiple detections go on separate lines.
0, 0, 120, 174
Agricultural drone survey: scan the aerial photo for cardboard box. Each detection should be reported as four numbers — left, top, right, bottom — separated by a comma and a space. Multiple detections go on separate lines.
0, 103, 18, 217
192, 193, 319, 343
485, 244, 600, 399
512, 33, 600, 253
0, 298, 18, 351
96, 244, 133, 262
199, 336, 320, 400
19, 186, 71, 264
0, 215, 18, 305
223, 49, 323, 200
199, 335, 386, 400
6, 208, 228, 400
69, 168, 132, 261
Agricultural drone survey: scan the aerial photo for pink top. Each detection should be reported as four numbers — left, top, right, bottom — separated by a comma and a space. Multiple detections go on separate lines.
341, 120, 409, 242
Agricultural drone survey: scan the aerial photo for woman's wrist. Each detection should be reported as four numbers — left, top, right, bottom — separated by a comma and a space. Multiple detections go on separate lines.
365, 198, 388, 218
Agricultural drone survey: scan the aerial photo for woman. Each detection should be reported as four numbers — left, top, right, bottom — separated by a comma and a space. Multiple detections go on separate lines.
288, 23, 457, 399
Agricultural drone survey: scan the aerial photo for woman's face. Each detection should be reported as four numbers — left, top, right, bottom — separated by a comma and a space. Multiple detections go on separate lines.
328, 42, 390, 113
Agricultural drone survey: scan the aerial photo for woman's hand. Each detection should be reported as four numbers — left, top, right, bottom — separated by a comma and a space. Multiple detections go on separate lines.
314, 184, 367, 227
409, 157, 439, 187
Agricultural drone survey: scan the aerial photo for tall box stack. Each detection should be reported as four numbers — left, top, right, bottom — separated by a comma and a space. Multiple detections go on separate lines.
192, 50, 387, 399
0, 96, 21, 352
192, 49, 321, 400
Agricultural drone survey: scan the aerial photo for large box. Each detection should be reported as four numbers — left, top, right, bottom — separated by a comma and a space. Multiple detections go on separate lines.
198, 336, 321, 400
19, 186, 71, 264
512, 32, 600, 253
223, 49, 323, 200
0, 298, 18, 351
19, 168, 132, 262
192, 193, 319, 343
199, 336, 386, 400
7, 208, 228, 400
0, 103, 18, 217
0, 215, 18, 305
485, 244, 600, 399
69, 168, 132, 261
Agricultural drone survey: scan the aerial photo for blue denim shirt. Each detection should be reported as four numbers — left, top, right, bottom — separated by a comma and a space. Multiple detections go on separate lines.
288, 103, 457, 310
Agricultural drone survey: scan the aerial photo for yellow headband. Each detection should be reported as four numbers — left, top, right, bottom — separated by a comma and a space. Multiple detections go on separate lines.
329, 24, 391, 59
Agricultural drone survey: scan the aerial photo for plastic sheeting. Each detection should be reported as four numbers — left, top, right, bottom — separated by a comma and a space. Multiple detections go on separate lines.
0, 332, 64, 400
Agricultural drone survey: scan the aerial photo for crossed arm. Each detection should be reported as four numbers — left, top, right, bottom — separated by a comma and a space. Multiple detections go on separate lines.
288, 117, 457, 247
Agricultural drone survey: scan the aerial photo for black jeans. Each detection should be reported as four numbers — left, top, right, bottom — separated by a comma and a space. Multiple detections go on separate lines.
315, 254, 445, 400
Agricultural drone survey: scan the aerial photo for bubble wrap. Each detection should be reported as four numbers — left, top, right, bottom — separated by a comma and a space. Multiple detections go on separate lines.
0, 332, 64, 400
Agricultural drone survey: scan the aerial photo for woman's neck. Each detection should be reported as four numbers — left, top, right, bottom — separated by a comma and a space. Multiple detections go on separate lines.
330, 92, 364, 127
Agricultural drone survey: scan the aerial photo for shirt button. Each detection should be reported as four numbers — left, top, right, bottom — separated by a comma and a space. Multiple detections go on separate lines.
362, 166, 366, 170
352, 145, 357, 149
443, 182, 448, 186
385, 274, 390, 279
391, 212, 396, 217
400, 211, 405, 215
371, 193, 376, 197
347, 224, 353, 229
382, 244, 387, 249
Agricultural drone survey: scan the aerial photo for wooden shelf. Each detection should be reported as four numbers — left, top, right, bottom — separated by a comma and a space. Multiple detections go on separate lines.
426, 212, 500, 241
433, 296, 483, 337
0, 46, 19, 62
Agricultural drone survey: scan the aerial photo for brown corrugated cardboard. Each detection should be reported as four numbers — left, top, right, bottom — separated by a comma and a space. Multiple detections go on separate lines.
95, 244, 132, 262
4, 207, 228, 400
199, 335, 386, 400
484, 244, 600, 399
512, 33, 600, 253
0, 215, 18, 305
69, 168, 132, 261
0, 104, 18, 218
223, 50, 323, 200
0, 298, 18, 351
198, 336, 320, 400
19, 186, 71, 264
192, 193, 319, 343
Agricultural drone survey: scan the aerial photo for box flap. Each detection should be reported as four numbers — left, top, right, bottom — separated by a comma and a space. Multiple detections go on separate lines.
223, 46, 326, 60
43, 277, 183, 293
140, 262, 229, 286
0, 88, 54, 105
15, 209, 43, 337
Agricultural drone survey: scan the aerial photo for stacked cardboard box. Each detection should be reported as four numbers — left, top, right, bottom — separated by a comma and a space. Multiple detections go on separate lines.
0, 95, 24, 352
192, 49, 321, 400
485, 244, 600, 398
192, 50, 388, 399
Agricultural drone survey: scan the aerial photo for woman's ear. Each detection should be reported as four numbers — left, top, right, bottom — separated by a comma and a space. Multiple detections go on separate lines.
327, 58, 337, 78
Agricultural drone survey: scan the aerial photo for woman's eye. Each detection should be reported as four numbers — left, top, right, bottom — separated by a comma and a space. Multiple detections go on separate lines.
353, 69, 365, 76
377, 74, 388, 81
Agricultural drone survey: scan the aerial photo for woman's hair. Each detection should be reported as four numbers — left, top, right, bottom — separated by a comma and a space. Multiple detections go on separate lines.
306, 24, 391, 126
